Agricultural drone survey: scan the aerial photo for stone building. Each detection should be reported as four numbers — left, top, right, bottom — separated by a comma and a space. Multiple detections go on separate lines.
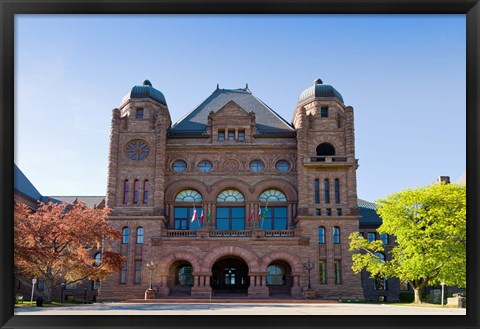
97, 78, 365, 301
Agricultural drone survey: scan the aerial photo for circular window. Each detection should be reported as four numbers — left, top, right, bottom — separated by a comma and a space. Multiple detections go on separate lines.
275, 160, 290, 172
249, 160, 265, 172
173, 160, 187, 173
198, 160, 213, 173
126, 140, 149, 160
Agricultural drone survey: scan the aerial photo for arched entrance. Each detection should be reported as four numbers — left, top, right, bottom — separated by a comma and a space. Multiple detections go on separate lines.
266, 260, 293, 296
211, 257, 249, 294
168, 261, 194, 296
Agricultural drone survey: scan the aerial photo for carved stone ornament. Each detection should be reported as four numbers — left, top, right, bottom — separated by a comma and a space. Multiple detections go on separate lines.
298, 236, 310, 246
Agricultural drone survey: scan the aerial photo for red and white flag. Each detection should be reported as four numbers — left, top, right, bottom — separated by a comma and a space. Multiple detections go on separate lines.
247, 208, 255, 222
191, 208, 197, 222
199, 209, 204, 222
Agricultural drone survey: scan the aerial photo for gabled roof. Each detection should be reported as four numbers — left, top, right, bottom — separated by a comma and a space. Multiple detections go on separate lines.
169, 87, 294, 135
14, 164, 42, 202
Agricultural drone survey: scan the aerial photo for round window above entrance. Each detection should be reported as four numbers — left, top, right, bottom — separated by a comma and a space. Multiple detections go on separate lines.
259, 189, 287, 202
198, 160, 213, 173
217, 189, 245, 202
249, 160, 265, 172
275, 160, 290, 172
173, 160, 187, 173
175, 190, 203, 202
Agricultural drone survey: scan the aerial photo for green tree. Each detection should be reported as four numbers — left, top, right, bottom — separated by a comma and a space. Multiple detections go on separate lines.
349, 182, 466, 304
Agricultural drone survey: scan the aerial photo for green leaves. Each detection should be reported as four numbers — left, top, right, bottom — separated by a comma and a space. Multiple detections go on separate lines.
349, 182, 466, 301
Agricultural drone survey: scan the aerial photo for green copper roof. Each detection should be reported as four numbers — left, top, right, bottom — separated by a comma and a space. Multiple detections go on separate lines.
121, 80, 167, 106
298, 78, 344, 103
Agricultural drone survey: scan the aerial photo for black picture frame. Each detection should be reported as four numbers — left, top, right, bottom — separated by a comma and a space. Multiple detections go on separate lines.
1, 1, 478, 329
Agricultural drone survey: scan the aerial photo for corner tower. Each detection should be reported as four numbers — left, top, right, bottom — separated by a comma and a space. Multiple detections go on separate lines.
292, 78, 362, 299
106, 80, 172, 215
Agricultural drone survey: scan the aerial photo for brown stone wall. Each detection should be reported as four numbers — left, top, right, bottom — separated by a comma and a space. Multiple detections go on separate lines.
99, 90, 363, 302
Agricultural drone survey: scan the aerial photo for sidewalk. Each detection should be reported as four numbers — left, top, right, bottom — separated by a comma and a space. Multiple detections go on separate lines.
15, 302, 467, 315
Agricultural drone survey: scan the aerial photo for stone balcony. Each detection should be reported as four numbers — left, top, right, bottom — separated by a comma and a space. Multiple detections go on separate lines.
151, 228, 299, 245
304, 155, 358, 168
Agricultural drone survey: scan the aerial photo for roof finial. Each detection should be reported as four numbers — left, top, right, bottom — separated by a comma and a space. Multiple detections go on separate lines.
143, 79, 152, 87
245, 83, 249, 90
216, 83, 219, 90
314, 78, 323, 85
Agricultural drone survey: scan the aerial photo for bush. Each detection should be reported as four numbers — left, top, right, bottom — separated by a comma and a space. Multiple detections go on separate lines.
399, 292, 414, 303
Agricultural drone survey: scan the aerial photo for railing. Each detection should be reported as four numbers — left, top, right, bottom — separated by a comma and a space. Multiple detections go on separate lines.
166, 230, 197, 237
310, 156, 348, 163
163, 229, 295, 238
209, 230, 252, 237
265, 230, 295, 237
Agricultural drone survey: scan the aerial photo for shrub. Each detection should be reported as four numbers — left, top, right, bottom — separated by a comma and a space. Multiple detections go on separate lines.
399, 292, 414, 303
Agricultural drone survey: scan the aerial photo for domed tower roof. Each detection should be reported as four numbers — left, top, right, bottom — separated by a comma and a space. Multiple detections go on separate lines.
121, 80, 167, 106
297, 78, 344, 104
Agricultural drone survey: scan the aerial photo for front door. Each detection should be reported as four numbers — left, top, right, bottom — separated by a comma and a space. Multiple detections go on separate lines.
211, 258, 249, 293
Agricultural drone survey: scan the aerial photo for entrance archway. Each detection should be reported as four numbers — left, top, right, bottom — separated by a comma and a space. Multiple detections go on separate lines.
266, 260, 293, 296
168, 260, 194, 296
211, 257, 249, 294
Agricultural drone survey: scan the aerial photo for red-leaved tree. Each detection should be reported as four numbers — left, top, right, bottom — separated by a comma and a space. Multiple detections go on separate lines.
14, 201, 125, 303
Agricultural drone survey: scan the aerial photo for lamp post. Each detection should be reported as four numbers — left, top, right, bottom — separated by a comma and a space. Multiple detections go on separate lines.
145, 261, 159, 299
146, 261, 158, 290
441, 281, 445, 306
303, 259, 314, 290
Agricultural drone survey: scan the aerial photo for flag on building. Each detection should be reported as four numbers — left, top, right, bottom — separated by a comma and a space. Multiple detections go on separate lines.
191, 207, 197, 222
247, 208, 255, 222
206, 208, 211, 222
199, 209, 204, 222
260, 203, 268, 222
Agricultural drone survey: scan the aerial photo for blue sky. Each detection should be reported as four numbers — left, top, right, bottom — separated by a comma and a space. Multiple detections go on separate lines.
15, 15, 466, 202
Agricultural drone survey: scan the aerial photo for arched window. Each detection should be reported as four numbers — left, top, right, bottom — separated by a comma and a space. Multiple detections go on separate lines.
176, 264, 194, 286
94, 252, 102, 267
318, 226, 326, 244
143, 180, 149, 204
259, 189, 287, 202
316, 143, 335, 156
175, 190, 203, 203
217, 189, 245, 230
136, 227, 144, 244
266, 264, 285, 285
133, 180, 140, 204
122, 227, 129, 244
333, 226, 340, 244
174, 190, 202, 230
217, 189, 245, 202
123, 180, 129, 204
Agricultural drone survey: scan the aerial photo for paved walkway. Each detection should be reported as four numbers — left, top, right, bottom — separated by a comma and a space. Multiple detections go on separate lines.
15, 302, 466, 315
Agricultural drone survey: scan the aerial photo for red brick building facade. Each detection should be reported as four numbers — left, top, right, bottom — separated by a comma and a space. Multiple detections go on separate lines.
98, 79, 364, 301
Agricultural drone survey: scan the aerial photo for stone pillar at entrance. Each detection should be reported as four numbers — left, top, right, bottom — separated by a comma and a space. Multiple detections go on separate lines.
156, 274, 170, 297
247, 272, 269, 298
190, 272, 212, 298
291, 273, 303, 297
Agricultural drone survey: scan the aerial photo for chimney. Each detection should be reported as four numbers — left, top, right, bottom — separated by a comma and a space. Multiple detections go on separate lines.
437, 176, 450, 184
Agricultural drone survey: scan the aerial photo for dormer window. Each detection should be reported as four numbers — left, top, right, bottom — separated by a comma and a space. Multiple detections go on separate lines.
321, 107, 328, 118
228, 130, 235, 141
218, 131, 225, 141
136, 108, 144, 119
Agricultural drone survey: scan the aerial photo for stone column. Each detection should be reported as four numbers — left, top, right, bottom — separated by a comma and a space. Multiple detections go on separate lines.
106, 108, 120, 208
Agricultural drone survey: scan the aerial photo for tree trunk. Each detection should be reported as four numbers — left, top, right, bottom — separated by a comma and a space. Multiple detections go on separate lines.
43, 283, 53, 304
413, 287, 423, 304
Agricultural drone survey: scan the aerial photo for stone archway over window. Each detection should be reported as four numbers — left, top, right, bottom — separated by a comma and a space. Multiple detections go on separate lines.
316, 143, 335, 156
